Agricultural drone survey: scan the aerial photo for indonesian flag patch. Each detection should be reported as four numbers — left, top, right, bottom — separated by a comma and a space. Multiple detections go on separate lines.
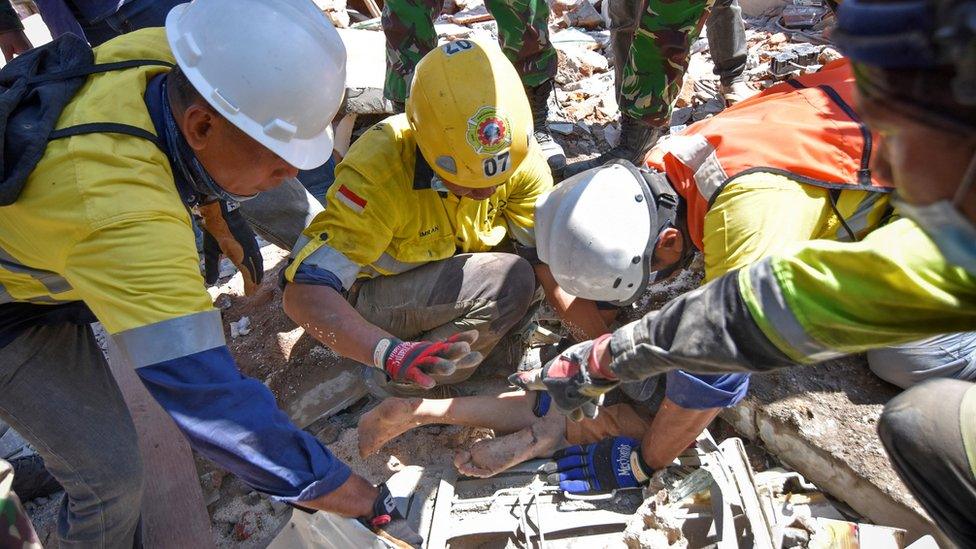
336, 184, 367, 213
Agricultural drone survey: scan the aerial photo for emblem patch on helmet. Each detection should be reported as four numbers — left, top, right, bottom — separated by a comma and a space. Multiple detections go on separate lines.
466, 106, 511, 155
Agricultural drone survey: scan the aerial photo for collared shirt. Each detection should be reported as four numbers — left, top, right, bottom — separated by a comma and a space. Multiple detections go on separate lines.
286, 114, 553, 291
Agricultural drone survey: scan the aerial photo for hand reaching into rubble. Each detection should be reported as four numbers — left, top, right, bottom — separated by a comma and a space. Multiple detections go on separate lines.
366, 481, 423, 548
542, 436, 653, 495
198, 200, 264, 295
509, 334, 619, 421
377, 330, 483, 389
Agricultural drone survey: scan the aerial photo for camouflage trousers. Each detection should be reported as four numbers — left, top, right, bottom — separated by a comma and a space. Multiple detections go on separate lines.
0, 460, 42, 549
610, 0, 715, 125
382, 0, 557, 102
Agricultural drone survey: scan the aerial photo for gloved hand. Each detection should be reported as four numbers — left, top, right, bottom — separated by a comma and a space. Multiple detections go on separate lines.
198, 200, 263, 296
542, 436, 653, 495
377, 330, 483, 389
509, 334, 619, 421
366, 481, 423, 548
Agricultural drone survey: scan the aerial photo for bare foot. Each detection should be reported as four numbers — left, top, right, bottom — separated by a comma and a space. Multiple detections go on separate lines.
454, 417, 565, 478
357, 398, 424, 457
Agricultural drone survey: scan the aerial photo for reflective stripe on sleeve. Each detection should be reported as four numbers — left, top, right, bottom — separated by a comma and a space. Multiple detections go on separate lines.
834, 191, 889, 242
113, 309, 226, 368
297, 242, 362, 290
0, 246, 72, 295
666, 134, 729, 202
741, 258, 841, 363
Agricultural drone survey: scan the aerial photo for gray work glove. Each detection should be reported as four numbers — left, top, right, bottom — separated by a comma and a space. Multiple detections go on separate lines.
508, 334, 619, 421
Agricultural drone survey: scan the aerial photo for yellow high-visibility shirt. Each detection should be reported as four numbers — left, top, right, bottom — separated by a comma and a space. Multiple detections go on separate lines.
286, 114, 553, 289
702, 171, 893, 282
0, 28, 220, 366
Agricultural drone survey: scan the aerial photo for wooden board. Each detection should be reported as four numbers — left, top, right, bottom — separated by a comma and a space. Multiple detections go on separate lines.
105, 335, 215, 548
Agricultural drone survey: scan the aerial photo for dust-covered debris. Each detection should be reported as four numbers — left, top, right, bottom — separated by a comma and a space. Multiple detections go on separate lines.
623, 490, 689, 549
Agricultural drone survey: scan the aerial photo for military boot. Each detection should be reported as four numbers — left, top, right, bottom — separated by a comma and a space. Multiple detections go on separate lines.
525, 81, 567, 173
561, 116, 662, 179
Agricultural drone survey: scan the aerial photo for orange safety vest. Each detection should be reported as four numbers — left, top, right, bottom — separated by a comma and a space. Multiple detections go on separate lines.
646, 59, 893, 251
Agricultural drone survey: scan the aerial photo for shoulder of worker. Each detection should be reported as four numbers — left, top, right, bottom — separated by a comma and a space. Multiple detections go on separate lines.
332, 113, 420, 199
14, 26, 184, 241
747, 218, 976, 357
797, 217, 976, 292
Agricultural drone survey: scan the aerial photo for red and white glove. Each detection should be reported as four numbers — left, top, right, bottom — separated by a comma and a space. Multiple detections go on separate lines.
374, 330, 482, 389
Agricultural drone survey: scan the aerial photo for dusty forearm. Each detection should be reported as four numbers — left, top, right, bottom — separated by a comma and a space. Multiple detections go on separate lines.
641, 398, 720, 470
535, 264, 611, 340
283, 283, 392, 365
303, 474, 378, 517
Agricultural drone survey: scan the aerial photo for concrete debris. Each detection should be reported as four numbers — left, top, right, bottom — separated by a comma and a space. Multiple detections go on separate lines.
549, 0, 584, 19
818, 46, 843, 65
556, 47, 609, 82
770, 43, 822, 77
780, 4, 827, 29
434, 22, 474, 40
449, 5, 492, 25
550, 27, 603, 50
230, 316, 252, 339
452, 0, 485, 11
313, 0, 350, 28
622, 490, 689, 548
561, 0, 603, 30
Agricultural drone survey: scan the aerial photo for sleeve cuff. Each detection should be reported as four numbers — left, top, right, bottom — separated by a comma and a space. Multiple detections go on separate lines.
283, 461, 353, 503
664, 371, 750, 409
291, 263, 347, 293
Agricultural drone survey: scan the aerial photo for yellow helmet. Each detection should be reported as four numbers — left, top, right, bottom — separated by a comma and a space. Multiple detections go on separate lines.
406, 39, 533, 189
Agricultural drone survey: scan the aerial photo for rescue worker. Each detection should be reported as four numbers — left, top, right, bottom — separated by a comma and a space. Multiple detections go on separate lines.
0, 0, 433, 545
489, 59, 898, 495
381, 0, 566, 171
562, 0, 754, 177
513, 0, 976, 543
0, 0, 332, 286
284, 39, 579, 421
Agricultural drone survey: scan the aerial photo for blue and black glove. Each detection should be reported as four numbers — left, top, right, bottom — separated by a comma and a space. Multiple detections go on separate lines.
542, 436, 654, 494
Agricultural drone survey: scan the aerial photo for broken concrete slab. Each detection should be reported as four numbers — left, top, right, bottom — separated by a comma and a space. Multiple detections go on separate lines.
314, 0, 351, 28
337, 29, 394, 115
562, 0, 604, 30
551, 27, 603, 51
434, 21, 474, 40
720, 357, 948, 546
556, 46, 609, 84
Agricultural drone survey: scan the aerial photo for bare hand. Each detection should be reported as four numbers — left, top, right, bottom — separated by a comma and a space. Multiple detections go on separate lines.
0, 30, 31, 62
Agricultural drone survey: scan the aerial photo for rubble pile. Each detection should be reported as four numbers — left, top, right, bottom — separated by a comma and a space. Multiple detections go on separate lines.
324, 0, 843, 158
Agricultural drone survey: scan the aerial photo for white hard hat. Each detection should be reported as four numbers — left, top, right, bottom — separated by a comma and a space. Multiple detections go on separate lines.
166, 0, 347, 170
535, 161, 678, 305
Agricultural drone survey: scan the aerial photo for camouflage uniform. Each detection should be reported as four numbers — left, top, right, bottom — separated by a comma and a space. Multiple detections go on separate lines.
0, 460, 42, 549
382, 0, 558, 103
611, 0, 714, 126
